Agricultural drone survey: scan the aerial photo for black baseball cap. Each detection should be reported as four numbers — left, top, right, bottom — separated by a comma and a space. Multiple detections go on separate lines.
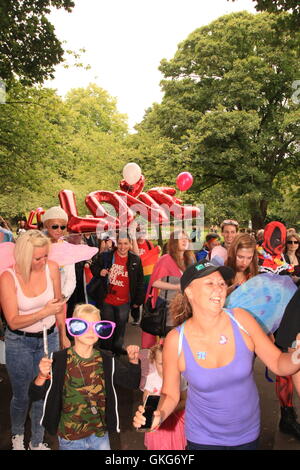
180, 261, 234, 292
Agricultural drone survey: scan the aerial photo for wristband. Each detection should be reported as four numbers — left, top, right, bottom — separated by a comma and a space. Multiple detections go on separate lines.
37, 373, 51, 380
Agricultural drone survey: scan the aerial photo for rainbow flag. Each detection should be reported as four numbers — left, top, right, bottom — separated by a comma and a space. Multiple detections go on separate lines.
140, 246, 161, 285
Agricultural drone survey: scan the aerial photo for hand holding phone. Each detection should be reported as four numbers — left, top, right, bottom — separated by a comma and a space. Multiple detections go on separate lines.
135, 395, 160, 432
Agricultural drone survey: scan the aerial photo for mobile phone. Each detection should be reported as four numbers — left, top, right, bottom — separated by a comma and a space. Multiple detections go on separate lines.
137, 395, 160, 432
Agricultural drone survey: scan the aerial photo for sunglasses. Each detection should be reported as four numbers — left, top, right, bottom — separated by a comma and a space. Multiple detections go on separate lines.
51, 225, 67, 230
65, 318, 116, 339
287, 240, 299, 245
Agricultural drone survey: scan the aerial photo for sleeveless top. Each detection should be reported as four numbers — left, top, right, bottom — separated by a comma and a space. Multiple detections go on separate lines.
177, 310, 260, 446
6, 264, 55, 333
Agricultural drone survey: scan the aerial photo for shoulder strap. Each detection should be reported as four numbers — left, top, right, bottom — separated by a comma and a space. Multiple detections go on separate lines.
164, 276, 169, 300
5, 267, 19, 287
178, 322, 185, 357
223, 308, 250, 336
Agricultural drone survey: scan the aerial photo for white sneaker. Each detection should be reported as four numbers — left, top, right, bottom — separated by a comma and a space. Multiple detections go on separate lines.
12, 434, 26, 450
29, 442, 51, 450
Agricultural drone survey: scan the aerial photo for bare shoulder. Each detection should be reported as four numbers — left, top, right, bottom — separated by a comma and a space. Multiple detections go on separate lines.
233, 307, 264, 334
163, 328, 180, 353
0, 270, 15, 287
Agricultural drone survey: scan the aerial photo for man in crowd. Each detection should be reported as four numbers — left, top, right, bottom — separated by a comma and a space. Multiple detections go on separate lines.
221, 219, 239, 250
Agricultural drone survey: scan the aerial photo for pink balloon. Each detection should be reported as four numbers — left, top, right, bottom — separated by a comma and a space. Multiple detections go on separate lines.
176, 172, 194, 191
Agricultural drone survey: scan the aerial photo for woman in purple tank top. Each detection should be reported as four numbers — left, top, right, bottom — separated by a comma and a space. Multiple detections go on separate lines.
133, 260, 300, 450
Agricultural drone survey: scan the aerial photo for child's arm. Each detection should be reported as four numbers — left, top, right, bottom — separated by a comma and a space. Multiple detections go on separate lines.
114, 345, 141, 389
34, 357, 52, 386
126, 345, 140, 365
29, 357, 52, 402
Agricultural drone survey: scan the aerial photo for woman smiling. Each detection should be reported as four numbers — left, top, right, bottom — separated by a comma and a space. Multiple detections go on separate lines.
133, 260, 300, 450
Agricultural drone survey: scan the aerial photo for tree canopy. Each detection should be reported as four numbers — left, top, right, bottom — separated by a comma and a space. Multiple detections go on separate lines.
137, 11, 300, 228
0, 82, 130, 219
0, 0, 75, 86
231, 0, 300, 29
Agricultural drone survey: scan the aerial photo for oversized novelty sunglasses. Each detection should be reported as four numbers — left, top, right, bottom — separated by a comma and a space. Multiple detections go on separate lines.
287, 240, 299, 245
51, 224, 67, 230
65, 318, 116, 339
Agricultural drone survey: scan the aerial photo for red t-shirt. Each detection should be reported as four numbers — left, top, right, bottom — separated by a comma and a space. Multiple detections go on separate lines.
105, 253, 130, 306
138, 240, 154, 258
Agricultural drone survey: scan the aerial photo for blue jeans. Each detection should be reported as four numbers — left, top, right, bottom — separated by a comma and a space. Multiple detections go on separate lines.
186, 438, 259, 450
101, 302, 130, 351
5, 328, 59, 447
58, 432, 110, 450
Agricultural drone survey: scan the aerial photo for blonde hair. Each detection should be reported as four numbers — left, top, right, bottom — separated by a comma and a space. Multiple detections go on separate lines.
149, 343, 163, 363
72, 303, 101, 319
14, 230, 50, 282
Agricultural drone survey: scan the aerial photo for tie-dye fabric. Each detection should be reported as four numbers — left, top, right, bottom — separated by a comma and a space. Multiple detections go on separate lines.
225, 273, 297, 334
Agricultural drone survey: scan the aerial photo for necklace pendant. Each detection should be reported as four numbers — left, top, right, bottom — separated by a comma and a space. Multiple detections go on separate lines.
91, 405, 98, 415
219, 335, 228, 345
196, 351, 206, 360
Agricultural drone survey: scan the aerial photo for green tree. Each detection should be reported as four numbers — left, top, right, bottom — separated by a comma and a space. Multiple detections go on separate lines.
232, 1, 300, 29
0, 0, 75, 86
0, 82, 132, 219
0, 81, 76, 218
140, 12, 300, 229
65, 84, 128, 136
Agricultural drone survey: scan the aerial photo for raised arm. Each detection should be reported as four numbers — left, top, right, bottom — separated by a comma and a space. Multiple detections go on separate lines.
49, 261, 70, 349
234, 308, 300, 376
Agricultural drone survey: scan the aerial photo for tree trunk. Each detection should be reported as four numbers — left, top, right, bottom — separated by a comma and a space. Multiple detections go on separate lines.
249, 199, 268, 230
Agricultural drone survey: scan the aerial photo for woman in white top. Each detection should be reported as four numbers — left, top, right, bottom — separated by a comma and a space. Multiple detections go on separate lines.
0, 230, 67, 450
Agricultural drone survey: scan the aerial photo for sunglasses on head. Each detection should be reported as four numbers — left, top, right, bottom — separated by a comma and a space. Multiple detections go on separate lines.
51, 225, 66, 230
65, 318, 116, 339
287, 240, 299, 245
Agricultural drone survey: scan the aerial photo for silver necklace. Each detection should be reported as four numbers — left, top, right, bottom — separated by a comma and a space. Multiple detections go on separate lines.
75, 356, 98, 416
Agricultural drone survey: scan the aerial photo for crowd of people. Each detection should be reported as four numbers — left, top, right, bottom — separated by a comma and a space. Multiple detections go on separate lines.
0, 211, 300, 451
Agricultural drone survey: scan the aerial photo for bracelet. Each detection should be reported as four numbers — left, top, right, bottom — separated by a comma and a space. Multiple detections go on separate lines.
37, 374, 51, 380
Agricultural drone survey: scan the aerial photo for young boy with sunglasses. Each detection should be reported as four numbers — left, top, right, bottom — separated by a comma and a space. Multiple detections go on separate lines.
29, 304, 141, 450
